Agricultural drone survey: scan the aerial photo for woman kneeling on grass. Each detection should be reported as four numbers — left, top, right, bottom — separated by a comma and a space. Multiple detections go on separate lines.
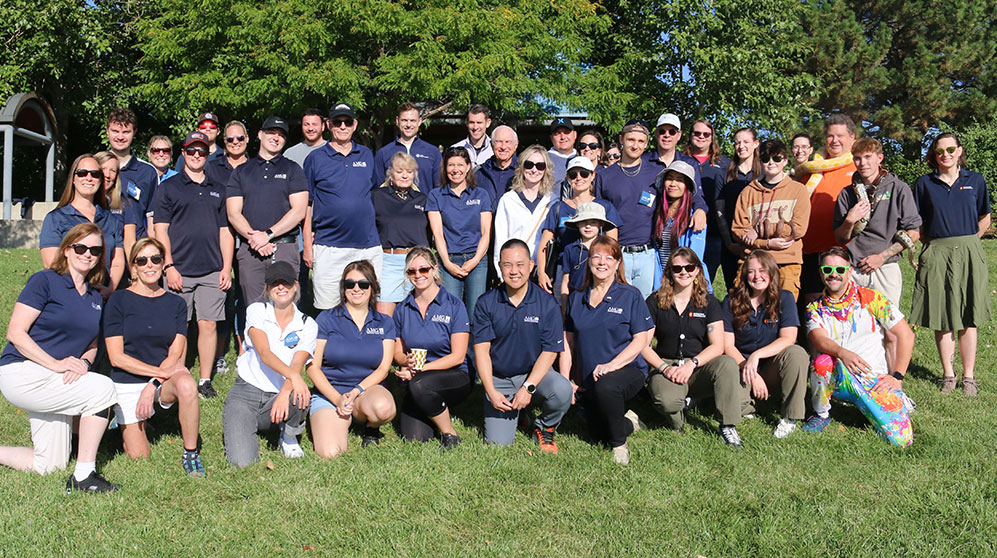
308, 260, 397, 457
0, 223, 119, 492
104, 238, 203, 475
721, 250, 808, 439
222, 262, 316, 467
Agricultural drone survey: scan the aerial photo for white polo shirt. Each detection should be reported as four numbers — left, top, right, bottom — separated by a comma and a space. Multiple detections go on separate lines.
236, 302, 318, 393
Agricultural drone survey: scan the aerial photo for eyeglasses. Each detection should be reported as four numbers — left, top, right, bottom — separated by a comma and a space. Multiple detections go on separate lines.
344, 279, 372, 290
71, 243, 104, 257
607, 153, 621, 161
578, 142, 600, 151
331, 118, 354, 128
820, 265, 850, 275
198, 122, 218, 130
225, 135, 246, 143
657, 127, 680, 136
567, 169, 592, 180
522, 160, 547, 171
691, 131, 712, 138
935, 146, 958, 155
184, 146, 209, 157
74, 169, 103, 179
149, 147, 171, 155
760, 155, 786, 163
405, 266, 433, 277
671, 264, 698, 274
133, 254, 164, 266
791, 145, 811, 152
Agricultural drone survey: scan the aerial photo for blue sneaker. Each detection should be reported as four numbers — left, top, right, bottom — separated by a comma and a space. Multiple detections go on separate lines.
182, 451, 206, 477
801, 415, 830, 433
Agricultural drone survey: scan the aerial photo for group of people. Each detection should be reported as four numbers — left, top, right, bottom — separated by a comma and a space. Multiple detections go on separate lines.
0, 103, 990, 491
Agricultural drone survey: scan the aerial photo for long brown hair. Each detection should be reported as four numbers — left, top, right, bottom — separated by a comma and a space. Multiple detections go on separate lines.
339, 259, 380, 309
49, 222, 107, 286
729, 250, 781, 331
93, 151, 122, 211
726, 128, 761, 182
581, 236, 627, 290
653, 170, 693, 247
682, 118, 722, 165
926, 132, 967, 171
58, 154, 107, 209
655, 247, 708, 310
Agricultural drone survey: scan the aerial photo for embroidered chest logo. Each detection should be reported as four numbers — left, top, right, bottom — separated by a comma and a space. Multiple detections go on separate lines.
209, 191, 221, 198
689, 311, 706, 318
352, 161, 367, 168
431, 314, 451, 324
92, 302, 102, 311
607, 307, 624, 315
523, 316, 540, 323
465, 199, 481, 206
274, 173, 287, 179
414, 205, 425, 211
415, 153, 431, 159
365, 327, 385, 335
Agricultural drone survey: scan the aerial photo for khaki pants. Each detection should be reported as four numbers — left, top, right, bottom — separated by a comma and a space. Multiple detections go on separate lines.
648, 355, 741, 430
738, 345, 808, 421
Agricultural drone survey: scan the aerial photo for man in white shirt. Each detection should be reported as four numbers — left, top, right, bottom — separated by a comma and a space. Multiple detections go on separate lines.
451, 104, 493, 168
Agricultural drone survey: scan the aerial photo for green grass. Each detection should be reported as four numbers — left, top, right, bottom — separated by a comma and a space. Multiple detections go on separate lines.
1, 245, 996, 556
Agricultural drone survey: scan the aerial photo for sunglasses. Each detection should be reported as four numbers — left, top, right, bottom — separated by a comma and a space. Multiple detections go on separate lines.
820, 265, 850, 275
578, 142, 600, 151
149, 147, 171, 155
935, 146, 958, 155
657, 128, 680, 136
760, 155, 786, 163
406, 266, 433, 277
225, 135, 246, 143
343, 279, 372, 290
567, 169, 592, 180
607, 153, 621, 161
671, 264, 698, 274
198, 122, 218, 130
184, 146, 209, 157
691, 131, 712, 138
74, 169, 103, 179
522, 160, 547, 171
331, 118, 355, 128
133, 254, 164, 266
71, 243, 104, 257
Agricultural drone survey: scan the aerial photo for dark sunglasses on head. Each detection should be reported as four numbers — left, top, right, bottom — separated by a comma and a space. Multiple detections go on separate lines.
184, 146, 209, 157
760, 155, 786, 163
406, 266, 432, 277
71, 243, 104, 257
149, 147, 171, 155
344, 279, 372, 290
607, 153, 621, 160
74, 169, 103, 179
820, 265, 850, 275
691, 131, 712, 138
935, 146, 957, 155
577, 142, 600, 151
225, 135, 246, 143
522, 160, 547, 171
331, 118, 354, 128
657, 127, 680, 136
671, 263, 698, 274
567, 169, 592, 180
133, 254, 164, 266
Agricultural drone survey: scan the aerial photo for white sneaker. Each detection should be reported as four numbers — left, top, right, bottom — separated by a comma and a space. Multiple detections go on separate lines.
773, 418, 797, 439
612, 444, 630, 465
624, 409, 646, 432
281, 438, 305, 458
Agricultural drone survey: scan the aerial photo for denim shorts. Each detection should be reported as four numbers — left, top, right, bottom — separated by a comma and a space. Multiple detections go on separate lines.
309, 390, 337, 415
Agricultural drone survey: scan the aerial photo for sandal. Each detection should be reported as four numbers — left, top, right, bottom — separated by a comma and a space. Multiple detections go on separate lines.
962, 377, 978, 397
940, 376, 957, 394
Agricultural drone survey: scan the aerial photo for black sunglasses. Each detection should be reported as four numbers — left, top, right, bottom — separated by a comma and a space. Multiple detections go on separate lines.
760, 155, 786, 164
671, 264, 698, 274
74, 169, 103, 179
344, 279, 372, 290
567, 169, 592, 180
692, 131, 712, 138
184, 146, 209, 156
522, 160, 547, 171
607, 153, 621, 160
657, 128, 680, 136
71, 243, 104, 257
134, 254, 164, 266
331, 118, 355, 127
820, 265, 850, 275
577, 142, 601, 151
149, 147, 171, 155
225, 135, 246, 143
405, 266, 433, 277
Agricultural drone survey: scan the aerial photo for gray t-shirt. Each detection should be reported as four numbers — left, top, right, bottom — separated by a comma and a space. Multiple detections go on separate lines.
833, 173, 922, 262
284, 141, 327, 168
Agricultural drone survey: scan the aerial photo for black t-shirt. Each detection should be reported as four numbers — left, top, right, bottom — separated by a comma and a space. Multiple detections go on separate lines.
103, 289, 188, 383
372, 186, 430, 248
721, 290, 800, 356
227, 155, 308, 233
646, 292, 723, 360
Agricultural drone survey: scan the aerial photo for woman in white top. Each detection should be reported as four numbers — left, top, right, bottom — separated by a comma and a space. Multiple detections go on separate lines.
492, 145, 555, 270
222, 262, 317, 468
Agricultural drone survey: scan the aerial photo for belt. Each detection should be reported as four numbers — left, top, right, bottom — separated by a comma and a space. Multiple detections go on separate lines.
383, 247, 415, 255
271, 233, 297, 244
621, 243, 652, 253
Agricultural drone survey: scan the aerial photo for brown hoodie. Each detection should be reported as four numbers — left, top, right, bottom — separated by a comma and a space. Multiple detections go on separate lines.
730, 176, 811, 265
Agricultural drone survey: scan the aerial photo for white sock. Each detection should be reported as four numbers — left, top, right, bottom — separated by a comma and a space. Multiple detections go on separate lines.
73, 461, 96, 481
280, 433, 299, 446
199, 379, 210, 386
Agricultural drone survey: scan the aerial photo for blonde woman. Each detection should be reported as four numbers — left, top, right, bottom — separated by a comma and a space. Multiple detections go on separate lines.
493, 145, 555, 270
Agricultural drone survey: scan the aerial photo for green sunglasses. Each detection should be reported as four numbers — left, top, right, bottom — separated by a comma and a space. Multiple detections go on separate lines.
820, 265, 850, 275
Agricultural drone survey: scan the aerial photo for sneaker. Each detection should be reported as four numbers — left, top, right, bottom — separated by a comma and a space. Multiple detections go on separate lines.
624, 409, 646, 432
611, 444, 630, 464
742, 413, 756, 420
213, 356, 229, 375
361, 427, 383, 448
66, 471, 120, 494
683, 397, 698, 411
182, 451, 206, 477
940, 376, 957, 394
281, 438, 305, 458
197, 381, 218, 399
440, 433, 461, 450
773, 418, 797, 439
531, 426, 559, 454
801, 415, 830, 433
719, 425, 743, 449
963, 377, 978, 397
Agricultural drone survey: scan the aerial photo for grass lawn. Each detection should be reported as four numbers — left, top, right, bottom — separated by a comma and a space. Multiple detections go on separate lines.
0, 244, 995, 557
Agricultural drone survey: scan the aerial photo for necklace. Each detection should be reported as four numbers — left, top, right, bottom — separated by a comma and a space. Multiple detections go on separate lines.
621, 158, 643, 177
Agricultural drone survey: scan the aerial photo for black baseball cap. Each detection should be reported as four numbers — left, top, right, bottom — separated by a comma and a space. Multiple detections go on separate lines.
329, 103, 357, 120
550, 117, 574, 132
262, 116, 289, 134
265, 262, 297, 286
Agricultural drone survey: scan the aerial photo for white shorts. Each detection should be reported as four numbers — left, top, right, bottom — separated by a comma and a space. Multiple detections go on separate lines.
113, 380, 175, 425
312, 244, 383, 310
0, 360, 117, 475
852, 261, 903, 308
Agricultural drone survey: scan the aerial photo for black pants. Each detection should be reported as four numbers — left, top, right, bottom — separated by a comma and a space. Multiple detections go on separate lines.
400, 368, 472, 442
581, 365, 646, 448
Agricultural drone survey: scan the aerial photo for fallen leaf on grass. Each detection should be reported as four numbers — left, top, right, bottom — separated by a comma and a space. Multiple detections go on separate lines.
838, 425, 846, 431
266, 459, 275, 470
303, 545, 315, 551
526, 450, 533, 456
15, 409, 22, 414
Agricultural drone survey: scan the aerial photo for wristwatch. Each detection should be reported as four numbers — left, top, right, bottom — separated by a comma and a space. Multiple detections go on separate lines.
523, 381, 537, 394
691, 357, 700, 367
266, 228, 275, 241
891, 371, 904, 381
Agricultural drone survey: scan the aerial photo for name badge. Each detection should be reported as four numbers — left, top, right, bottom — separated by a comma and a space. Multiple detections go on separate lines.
639, 191, 655, 207
284, 332, 300, 348
127, 182, 141, 200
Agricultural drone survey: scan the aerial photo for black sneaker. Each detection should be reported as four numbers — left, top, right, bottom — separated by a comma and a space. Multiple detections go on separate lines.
182, 451, 206, 477
198, 381, 218, 399
66, 471, 120, 494
361, 427, 383, 448
213, 357, 229, 375
440, 433, 461, 450
719, 425, 744, 449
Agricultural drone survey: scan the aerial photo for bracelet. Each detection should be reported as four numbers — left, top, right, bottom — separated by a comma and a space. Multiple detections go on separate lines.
656, 362, 668, 374
149, 378, 163, 388
355, 384, 365, 394
81, 358, 93, 369
163, 263, 175, 270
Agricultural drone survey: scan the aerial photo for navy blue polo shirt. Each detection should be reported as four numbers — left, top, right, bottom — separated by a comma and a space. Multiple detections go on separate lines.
118, 155, 159, 238
103, 289, 188, 384
595, 162, 660, 246
372, 186, 430, 248
646, 150, 708, 213
564, 281, 653, 385
542, 198, 621, 249
153, 169, 228, 277
425, 185, 493, 254
303, 142, 380, 249
393, 287, 471, 373
475, 156, 518, 212
646, 292, 723, 360
373, 137, 442, 191
717, 168, 756, 234
721, 290, 799, 356
204, 156, 242, 193
175, 147, 223, 174
914, 170, 992, 239
39, 204, 123, 271
0, 270, 103, 366
227, 154, 308, 233
560, 240, 589, 293
472, 283, 564, 377
691, 153, 730, 230
316, 306, 396, 393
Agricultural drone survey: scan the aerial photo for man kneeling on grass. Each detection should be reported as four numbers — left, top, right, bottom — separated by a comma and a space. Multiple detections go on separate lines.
802, 246, 915, 446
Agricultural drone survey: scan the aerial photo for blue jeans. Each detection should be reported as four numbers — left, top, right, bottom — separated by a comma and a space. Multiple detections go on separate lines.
622, 249, 655, 299
483, 371, 573, 445
440, 252, 487, 323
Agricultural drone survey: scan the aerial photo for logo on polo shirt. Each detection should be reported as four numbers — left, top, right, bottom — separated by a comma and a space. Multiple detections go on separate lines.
365, 327, 385, 335
275, 173, 287, 179
209, 191, 221, 198
524, 315, 539, 323
465, 199, 481, 206
689, 311, 706, 318
353, 161, 367, 168
415, 153, 431, 159
92, 302, 102, 311
414, 204, 425, 211
607, 307, 623, 315
431, 314, 451, 324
